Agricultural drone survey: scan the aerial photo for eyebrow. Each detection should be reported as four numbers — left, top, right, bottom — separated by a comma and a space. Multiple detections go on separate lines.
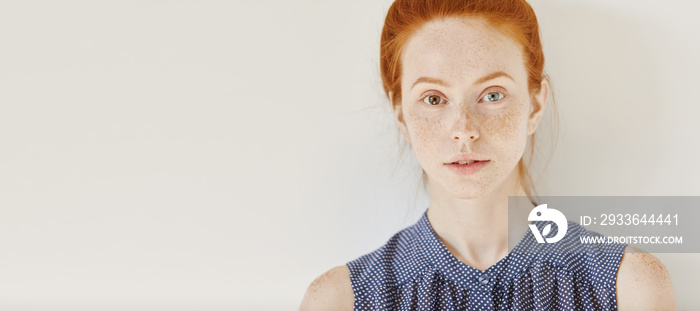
410, 71, 515, 91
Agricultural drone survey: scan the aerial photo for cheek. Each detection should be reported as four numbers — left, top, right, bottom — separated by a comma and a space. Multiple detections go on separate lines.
482, 101, 529, 147
404, 112, 444, 155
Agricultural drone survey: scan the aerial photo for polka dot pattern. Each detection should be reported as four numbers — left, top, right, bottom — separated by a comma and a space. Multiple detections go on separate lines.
347, 209, 627, 310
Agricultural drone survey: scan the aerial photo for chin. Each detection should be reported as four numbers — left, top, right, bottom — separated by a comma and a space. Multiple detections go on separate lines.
426, 172, 500, 200
442, 183, 491, 200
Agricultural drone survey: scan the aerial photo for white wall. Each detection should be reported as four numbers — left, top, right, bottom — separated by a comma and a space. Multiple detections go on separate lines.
0, 0, 697, 309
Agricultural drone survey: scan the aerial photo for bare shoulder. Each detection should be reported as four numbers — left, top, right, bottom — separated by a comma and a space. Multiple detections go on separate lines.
299, 264, 354, 311
616, 245, 677, 310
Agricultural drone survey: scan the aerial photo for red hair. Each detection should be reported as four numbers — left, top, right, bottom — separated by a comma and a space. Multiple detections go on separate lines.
380, 0, 558, 200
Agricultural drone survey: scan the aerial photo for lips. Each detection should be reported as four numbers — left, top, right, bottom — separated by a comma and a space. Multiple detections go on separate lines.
450, 160, 484, 165
444, 160, 490, 175
445, 153, 489, 165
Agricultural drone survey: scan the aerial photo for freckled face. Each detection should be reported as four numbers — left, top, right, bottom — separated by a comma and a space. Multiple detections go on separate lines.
395, 17, 542, 199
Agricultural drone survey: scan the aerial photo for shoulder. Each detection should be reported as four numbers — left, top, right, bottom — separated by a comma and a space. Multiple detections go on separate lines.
616, 245, 677, 310
299, 265, 354, 311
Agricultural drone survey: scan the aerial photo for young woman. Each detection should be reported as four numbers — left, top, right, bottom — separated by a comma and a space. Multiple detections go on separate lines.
301, 0, 676, 309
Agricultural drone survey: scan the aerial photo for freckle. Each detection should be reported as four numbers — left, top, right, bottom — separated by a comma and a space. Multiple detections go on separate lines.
639, 254, 673, 291
481, 102, 527, 144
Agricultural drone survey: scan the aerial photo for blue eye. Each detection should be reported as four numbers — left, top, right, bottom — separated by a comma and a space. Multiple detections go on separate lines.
482, 91, 504, 102
422, 94, 445, 106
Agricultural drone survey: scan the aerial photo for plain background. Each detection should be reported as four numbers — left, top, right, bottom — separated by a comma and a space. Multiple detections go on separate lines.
1, 0, 698, 310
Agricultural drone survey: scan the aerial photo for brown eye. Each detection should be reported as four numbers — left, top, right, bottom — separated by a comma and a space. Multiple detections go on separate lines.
422, 94, 444, 106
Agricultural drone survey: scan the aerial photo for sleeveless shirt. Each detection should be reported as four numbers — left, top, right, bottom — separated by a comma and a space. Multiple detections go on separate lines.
346, 209, 627, 310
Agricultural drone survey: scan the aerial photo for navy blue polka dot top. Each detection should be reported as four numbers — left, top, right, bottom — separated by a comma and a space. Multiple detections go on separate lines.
346, 209, 627, 310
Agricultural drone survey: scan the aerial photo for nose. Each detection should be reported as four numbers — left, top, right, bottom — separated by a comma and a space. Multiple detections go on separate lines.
450, 107, 480, 141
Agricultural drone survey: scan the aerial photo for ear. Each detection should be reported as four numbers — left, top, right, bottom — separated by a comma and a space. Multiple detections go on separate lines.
389, 91, 411, 144
527, 79, 549, 136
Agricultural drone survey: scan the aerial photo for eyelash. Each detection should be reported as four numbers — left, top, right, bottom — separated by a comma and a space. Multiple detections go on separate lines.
420, 91, 506, 106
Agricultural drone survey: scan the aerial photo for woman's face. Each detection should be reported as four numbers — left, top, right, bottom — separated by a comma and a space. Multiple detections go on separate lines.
393, 17, 547, 200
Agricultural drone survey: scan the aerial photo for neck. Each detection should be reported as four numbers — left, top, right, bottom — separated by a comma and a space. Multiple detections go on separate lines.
426, 167, 527, 271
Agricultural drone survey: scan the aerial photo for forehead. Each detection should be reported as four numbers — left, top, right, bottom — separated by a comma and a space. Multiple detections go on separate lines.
401, 17, 525, 87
